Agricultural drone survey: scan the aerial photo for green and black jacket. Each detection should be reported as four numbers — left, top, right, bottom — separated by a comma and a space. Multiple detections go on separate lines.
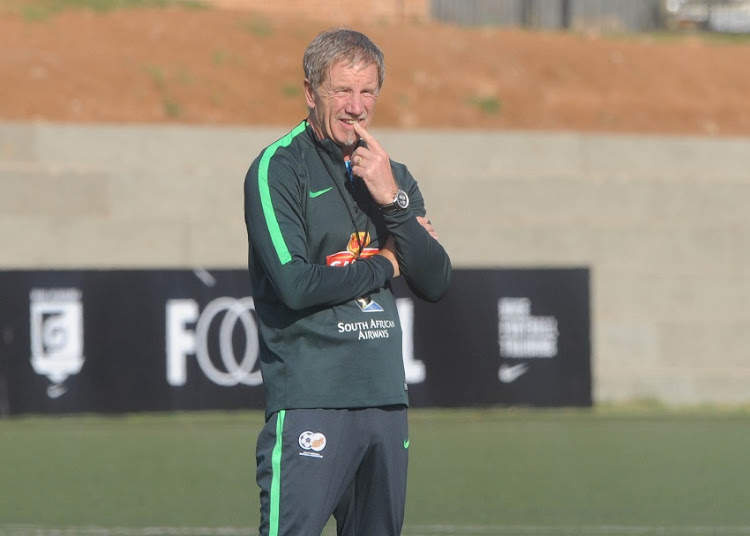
244, 120, 451, 419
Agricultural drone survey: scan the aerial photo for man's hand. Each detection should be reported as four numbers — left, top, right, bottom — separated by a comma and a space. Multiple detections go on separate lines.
417, 216, 440, 241
376, 236, 400, 277
350, 122, 400, 206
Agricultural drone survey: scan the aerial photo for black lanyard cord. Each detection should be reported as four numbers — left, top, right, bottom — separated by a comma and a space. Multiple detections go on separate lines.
313, 145, 372, 258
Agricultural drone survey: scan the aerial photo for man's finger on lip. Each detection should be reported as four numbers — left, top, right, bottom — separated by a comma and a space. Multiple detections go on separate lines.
352, 121, 372, 142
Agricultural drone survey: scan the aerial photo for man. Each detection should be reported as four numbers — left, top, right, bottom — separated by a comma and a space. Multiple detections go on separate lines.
244, 28, 451, 536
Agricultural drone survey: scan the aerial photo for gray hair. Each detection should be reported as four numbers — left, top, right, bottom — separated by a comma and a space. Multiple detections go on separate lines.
303, 28, 385, 92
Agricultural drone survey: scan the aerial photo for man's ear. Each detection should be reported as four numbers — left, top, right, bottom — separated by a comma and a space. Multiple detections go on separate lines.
304, 79, 316, 109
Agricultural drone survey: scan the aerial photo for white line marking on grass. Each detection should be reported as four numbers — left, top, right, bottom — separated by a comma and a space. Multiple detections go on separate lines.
401, 527, 750, 536
6, 526, 750, 536
0, 528, 252, 536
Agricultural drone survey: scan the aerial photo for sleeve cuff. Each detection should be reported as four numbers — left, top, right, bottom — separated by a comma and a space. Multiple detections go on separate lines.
369, 253, 395, 280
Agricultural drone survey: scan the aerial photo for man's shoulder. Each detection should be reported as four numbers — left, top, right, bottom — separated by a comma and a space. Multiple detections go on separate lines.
259, 121, 310, 160
247, 122, 312, 178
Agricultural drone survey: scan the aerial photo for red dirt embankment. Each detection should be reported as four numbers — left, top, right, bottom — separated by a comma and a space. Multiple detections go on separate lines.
2, 6, 750, 136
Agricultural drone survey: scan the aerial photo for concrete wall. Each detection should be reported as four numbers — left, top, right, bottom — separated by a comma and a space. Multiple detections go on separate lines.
2, 122, 749, 405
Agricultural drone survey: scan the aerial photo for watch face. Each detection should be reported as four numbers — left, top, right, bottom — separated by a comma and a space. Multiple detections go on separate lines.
396, 190, 409, 209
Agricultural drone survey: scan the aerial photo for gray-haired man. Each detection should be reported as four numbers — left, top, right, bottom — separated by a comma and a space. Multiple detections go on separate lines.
244, 28, 451, 535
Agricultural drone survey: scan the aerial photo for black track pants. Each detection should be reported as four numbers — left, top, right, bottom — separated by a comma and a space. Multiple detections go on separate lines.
256, 406, 409, 536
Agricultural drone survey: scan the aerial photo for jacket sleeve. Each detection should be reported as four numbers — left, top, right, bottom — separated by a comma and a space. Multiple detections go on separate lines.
382, 163, 452, 303
244, 150, 394, 311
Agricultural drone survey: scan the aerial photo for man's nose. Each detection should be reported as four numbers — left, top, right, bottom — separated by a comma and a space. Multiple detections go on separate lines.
346, 93, 365, 116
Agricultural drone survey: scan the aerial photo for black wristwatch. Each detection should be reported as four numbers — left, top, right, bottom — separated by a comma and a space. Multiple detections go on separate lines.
379, 189, 409, 214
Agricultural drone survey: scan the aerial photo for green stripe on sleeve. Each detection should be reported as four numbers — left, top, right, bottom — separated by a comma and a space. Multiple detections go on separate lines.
269, 409, 286, 536
257, 121, 307, 265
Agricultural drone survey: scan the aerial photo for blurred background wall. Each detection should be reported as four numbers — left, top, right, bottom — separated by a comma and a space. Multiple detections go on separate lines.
3, 0, 750, 406
2, 123, 749, 405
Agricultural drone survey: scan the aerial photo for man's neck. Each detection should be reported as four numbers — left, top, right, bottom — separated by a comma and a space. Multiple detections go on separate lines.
307, 117, 355, 162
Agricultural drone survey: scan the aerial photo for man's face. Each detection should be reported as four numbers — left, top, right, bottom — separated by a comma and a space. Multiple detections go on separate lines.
305, 59, 379, 149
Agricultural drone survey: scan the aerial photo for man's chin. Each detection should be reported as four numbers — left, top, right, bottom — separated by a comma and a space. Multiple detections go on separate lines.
336, 134, 358, 148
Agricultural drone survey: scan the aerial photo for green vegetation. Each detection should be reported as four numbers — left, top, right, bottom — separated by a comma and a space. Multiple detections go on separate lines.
699, 31, 750, 45
238, 14, 273, 37
4, 0, 206, 21
145, 64, 167, 90
2, 407, 750, 535
589, 28, 750, 46
163, 98, 182, 118
467, 95, 502, 116
144, 64, 188, 119
212, 49, 227, 66
281, 83, 301, 98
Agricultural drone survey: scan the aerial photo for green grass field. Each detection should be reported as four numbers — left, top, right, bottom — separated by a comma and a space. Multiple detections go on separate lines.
2, 407, 750, 535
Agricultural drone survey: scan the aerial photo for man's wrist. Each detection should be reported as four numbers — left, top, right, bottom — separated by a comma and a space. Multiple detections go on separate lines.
374, 251, 398, 278
379, 189, 409, 214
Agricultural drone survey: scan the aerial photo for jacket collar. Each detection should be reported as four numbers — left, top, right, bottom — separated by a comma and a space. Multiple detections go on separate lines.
305, 120, 346, 162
